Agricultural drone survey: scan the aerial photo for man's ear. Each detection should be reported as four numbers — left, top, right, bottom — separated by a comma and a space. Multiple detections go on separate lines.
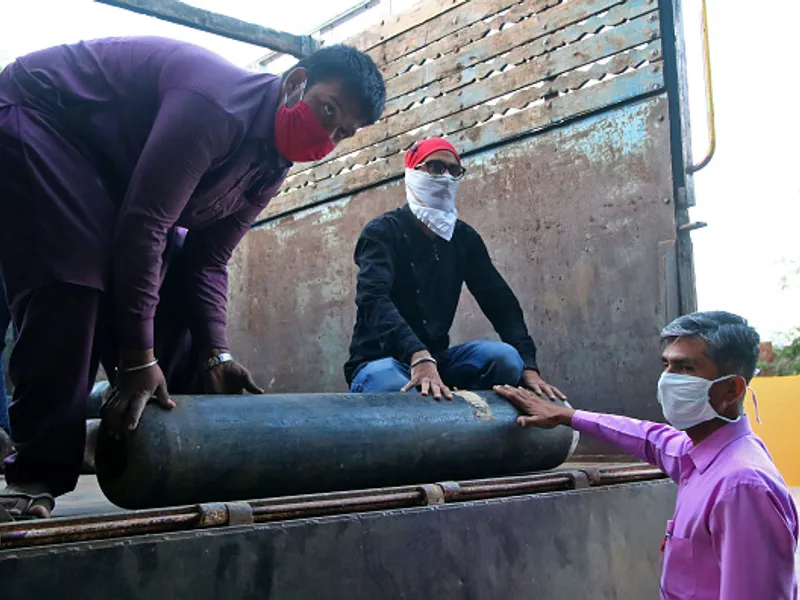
713, 376, 747, 416
281, 67, 309, 107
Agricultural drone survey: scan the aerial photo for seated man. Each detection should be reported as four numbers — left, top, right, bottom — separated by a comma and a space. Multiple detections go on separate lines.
496, 311, 798, 599
345, 137, 564, 400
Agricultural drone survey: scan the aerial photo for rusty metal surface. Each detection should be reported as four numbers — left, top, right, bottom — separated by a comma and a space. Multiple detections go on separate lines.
0, 479, 677, 599
0, 464, 666, 550
229, 95, 677, 451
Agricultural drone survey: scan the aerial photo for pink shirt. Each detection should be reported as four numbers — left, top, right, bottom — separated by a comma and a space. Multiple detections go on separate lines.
572, 411, 798, 599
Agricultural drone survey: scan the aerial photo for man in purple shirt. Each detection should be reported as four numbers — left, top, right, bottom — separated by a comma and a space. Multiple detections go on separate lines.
496, 311, 798, 599
0, 37, 385, 519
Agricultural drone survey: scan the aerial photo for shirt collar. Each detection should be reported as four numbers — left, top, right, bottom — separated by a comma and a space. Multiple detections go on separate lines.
688, 416, 753, 474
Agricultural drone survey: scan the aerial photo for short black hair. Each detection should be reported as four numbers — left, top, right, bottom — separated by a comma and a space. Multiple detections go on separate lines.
289, 44, 385, 124
661, 311, 761, 382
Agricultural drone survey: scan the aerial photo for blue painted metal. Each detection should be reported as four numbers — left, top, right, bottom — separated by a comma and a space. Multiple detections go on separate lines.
94, 391, 577, 509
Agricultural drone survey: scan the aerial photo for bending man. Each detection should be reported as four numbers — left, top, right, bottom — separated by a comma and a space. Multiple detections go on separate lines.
0, 37, 385, 519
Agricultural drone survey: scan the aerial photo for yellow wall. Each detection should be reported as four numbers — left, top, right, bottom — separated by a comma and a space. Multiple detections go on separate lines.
750, 375, 800, 486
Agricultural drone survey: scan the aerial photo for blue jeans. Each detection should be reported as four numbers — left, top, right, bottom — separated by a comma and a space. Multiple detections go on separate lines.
350, 340, 525, 393
0, 276, 10, 432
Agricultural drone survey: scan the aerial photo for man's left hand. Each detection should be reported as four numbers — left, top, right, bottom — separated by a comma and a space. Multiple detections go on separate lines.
522, 369, 567, 401
203, 360, 264, 395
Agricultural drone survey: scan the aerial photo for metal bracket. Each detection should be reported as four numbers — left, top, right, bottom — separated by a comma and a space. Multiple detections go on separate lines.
197, 502, 254, 528
437, 481, 462, 502
675, 186, 693, 208
226, 502, 255, 526
567, 468, 602, 490
417, 484, 445, 506
566, 471, 590, 490
678, 221, 707, 233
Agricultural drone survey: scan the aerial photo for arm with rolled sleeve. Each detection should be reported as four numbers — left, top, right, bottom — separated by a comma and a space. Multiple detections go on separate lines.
710, 482, 798, 600
179, 179, 285, 350
112, 89, 234, 350
571, 411, 690, 483
354, 224, 427, 364
463, 228, 538, 371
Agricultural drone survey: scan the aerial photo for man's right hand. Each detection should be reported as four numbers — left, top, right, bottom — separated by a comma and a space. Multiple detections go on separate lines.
102, 360, 175, 438
494, 384, 574, 429
401, 351, 453, 400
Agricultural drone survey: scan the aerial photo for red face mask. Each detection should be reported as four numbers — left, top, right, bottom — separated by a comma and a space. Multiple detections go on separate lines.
274, 99, 335, 163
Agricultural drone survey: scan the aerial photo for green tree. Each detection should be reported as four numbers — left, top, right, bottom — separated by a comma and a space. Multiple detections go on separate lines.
759, 328, 800, 376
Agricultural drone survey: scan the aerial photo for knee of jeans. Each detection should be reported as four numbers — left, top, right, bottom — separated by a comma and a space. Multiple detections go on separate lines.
489, 343, 525, 383
352, 358, 409, 393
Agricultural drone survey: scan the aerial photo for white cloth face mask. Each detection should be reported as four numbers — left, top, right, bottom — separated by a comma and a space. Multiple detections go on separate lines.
404, 168, 460, 241
657, 372, 759, 431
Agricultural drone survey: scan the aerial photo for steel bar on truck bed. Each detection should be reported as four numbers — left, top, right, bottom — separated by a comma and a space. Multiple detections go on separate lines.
95, 0, 319, 57
0, 464, 666, 550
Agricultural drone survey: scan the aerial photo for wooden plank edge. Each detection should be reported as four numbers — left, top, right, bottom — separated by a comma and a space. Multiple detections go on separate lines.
288, 0, 649, 179
346, 0, 468, 52
255, 63, 665, 224
288, 12, 661, 188
291, 40, 662, 190
370, 0, 533, 72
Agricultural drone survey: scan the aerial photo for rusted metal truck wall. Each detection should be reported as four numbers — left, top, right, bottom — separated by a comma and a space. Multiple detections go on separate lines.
227, 0, 687, 430
0, 480, 677, 600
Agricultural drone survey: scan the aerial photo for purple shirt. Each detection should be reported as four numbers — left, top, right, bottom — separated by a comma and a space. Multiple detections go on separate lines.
0, 37, 290, 350
573, 411, 798, 599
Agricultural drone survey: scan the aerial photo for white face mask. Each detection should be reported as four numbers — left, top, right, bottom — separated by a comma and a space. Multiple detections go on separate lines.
657, 372, 759, 431
404, 168, 460, 241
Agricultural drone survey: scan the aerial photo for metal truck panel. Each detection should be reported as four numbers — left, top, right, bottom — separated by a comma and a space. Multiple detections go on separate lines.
0, 478, 677, 599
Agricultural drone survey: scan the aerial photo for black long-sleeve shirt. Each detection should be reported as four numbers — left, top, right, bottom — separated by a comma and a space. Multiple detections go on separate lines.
344, 206, 538, 384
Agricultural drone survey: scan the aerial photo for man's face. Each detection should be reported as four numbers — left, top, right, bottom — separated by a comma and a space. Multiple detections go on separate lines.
661, 336, 744, 419
414, 150, 461, 176
283, 69, 366, 146
661, 336, 719, 379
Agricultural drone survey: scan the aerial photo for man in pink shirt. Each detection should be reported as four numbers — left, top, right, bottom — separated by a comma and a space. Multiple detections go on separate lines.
496, 310, 798, 599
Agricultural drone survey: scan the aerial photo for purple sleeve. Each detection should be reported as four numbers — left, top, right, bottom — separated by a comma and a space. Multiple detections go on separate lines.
179, 179, 285, 350
571, 410, 690, 483
710, 483, 798, 600
112, 89, 234, 349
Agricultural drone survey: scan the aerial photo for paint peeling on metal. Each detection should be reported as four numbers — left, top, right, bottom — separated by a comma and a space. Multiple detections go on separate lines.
252, 195, 356, 233
456, 391, 494, 421
467, 100, 657, 178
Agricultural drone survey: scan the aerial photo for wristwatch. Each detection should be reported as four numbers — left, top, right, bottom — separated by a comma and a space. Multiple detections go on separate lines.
203, 352, 233, 371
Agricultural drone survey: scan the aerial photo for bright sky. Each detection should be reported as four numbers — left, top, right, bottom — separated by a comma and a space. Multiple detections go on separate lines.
0, 0, 796, 343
